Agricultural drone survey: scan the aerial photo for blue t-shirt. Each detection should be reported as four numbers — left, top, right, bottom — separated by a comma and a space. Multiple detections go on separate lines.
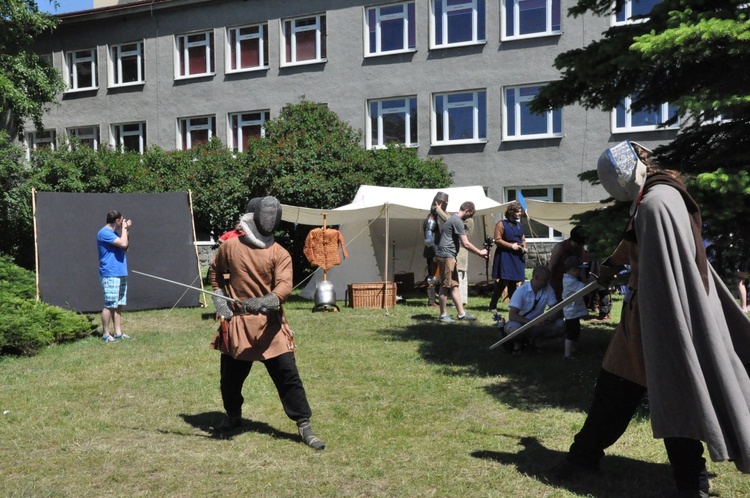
97, 226, 128, 277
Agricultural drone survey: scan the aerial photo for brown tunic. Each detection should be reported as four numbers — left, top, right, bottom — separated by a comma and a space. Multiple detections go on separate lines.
601, 237, 646, 387
208, 236, 294, 361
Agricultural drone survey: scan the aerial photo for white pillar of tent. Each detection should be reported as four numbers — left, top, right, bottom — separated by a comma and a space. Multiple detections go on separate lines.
384, 202, 390, 314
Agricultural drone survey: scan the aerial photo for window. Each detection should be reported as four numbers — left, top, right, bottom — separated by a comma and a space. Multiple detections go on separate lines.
367, 97, 418, 149
112, 122, 147, 154
431, 0, 485, 48
226, 24, 268, 72
432, 90, 486, 145
178, 116, 215, 150
109, 41, 144, 86
365, 2, 416, 56
68, 126, 100, 150
176, 31, 214, 78
65, 48, 97, 91
282, 14, 326, 66
503, 84, 562, 140
26, 130, 56, 158
502, 0, 561, 39
505, 186, 563, 240
228, 111, 269, 152
613, 0, 660, 25
612, 97, 679, 132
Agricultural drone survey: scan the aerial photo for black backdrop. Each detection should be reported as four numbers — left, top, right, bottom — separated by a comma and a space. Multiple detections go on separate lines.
35, 192, 202, 312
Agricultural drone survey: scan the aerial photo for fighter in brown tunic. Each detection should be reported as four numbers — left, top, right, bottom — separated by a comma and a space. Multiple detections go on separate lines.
209, 196, 325, 450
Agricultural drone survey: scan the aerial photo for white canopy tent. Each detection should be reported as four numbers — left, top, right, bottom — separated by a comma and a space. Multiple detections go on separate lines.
280, 185, 605, 300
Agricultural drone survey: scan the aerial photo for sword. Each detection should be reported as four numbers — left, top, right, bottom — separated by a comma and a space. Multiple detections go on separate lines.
132, 270, 242, 304
489, 279, 600, 350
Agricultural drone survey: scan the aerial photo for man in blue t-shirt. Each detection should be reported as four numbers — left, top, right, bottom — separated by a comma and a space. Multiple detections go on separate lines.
97, 210, 133, 342
433, 201, 489, 323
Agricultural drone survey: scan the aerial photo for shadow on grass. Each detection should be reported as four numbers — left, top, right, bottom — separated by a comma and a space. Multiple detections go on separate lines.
471, 436, 676, 498
378, 312, 649, 416
179, 411, 299, 442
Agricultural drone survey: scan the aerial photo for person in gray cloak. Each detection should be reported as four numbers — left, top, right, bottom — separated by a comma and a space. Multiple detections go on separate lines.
550, 141, 750, 497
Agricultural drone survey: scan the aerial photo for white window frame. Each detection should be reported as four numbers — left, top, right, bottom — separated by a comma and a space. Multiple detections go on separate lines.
228, 110, 269, 152
175, 31, 215, 79
612, 0, 660, 26
505, 186, 564, 241
503, 84, 563, 141
430, 0, 485, 49
364, 2, 417, 57
431, 90, 487, 146
65, 48, 98, 92
108, 41, 144, 87
367, 96, 418, 149
226, 23, 269, 73
177, 115, 215, 150
281, 14, 327, 67
25, 130, 56, 159
501, 0, 561, 40
67, 126, 100, 150
611, 97, 679, 133
112, 122, 147, 154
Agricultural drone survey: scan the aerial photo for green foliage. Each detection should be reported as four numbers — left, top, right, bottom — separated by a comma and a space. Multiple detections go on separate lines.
245, 99, 452, 208
532, 0, 750, 273
0, 1, 65, 136
242, 99, 452, 277
0, 132, 33, 261
364, 144, 453, 188
244, 100, 370, 209
0, 254, 95, 356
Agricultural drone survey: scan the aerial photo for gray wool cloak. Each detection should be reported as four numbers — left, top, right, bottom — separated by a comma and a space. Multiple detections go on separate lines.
637, 183, 750, 472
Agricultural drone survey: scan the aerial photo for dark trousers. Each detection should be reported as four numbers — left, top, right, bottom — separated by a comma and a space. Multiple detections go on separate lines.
220, 352, 313, 422
569, 369, 708, 492
489, 279, 520, 310
565, 317, 581, 342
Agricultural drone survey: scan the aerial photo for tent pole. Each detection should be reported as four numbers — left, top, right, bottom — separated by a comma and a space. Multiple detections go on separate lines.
384, 203, 390, 313
322, 213, 328, 281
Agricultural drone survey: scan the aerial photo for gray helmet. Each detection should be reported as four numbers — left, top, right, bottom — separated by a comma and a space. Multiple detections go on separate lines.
245, 196, 282, 236
597, 140, 648, 202
433, 191, 449, 207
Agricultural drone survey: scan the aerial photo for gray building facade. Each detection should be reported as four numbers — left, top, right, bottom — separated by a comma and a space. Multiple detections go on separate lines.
29, 0, 676, 242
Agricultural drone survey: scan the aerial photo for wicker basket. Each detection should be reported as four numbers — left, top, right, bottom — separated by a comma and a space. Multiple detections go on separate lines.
347, 281, 397, 309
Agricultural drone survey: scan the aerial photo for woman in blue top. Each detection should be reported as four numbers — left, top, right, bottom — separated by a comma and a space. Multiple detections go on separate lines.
488, 201, 527, 311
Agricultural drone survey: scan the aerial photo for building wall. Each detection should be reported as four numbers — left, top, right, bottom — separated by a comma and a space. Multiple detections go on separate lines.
32, 0, 678, 211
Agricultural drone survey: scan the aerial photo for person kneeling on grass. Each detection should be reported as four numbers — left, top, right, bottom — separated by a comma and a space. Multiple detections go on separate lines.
504, 266, 564, 354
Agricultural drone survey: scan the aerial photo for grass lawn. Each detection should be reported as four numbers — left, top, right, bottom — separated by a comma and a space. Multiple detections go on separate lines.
1, 291, 749, 497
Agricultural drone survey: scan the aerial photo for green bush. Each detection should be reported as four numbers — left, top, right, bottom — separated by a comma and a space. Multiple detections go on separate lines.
0, 255, 96, 356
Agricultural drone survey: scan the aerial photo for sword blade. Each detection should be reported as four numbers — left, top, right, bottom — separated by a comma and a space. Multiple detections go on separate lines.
489, 279, 600, 350
131, 270, 241, 304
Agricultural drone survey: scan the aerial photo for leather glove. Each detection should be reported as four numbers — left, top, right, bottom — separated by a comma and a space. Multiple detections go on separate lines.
593, 265, 621, 288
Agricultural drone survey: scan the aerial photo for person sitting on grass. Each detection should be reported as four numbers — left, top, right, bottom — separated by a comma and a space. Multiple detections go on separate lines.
504, 266, 564, 354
